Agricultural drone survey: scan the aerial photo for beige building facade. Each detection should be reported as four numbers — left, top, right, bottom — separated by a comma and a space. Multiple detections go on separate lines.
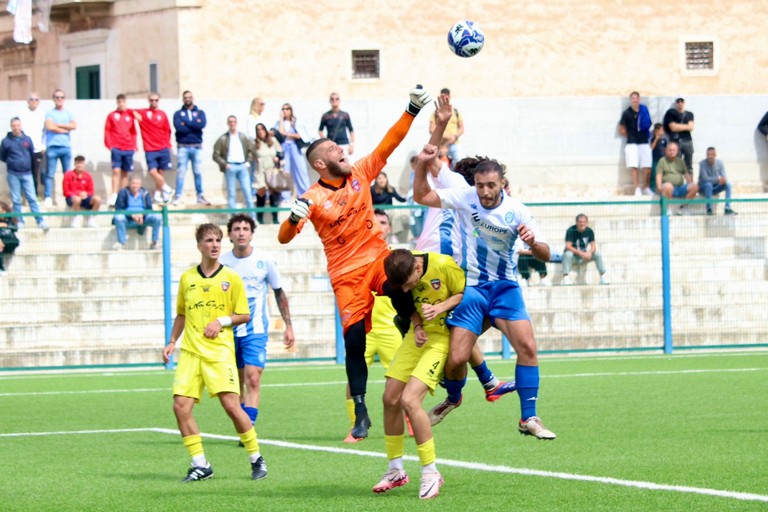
0, 0, 766, 100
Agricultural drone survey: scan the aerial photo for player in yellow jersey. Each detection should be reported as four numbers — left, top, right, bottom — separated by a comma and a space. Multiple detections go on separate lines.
162, 223, 267, 482
343, 209, 405, 442
372, 249, 465, 500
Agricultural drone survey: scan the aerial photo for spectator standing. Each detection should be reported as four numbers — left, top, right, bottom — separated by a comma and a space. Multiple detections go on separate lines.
254, 123, 283, 224
104, 94, 137, 207
371, 171, 406, 205
618, 91, 653, 196
274, 103, 311, 197
663, 98, 695, 173
43, 89, 77, 207
428, 88, 464, 167
213, 116, 255, 214
246, 97, 266, 195
62, 155, 102, 228
757, 110, 768, 142
698, 147, 737, 216
318, 92, 355, 158
133, 93, 174, 204
650, 123, 668, 193
172, 91, 209, 206
0, 117, 48, 230
561, 214, 609, 285
17, 92, 45, 198
112, 175, 162, 250
656, 141, 699, 215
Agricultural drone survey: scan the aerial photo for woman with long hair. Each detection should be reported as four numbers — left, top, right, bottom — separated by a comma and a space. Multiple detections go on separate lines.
273, 103, 310, 197
246, 97, 266, 191
254, 123, 284, 224
371, 171, 407, 205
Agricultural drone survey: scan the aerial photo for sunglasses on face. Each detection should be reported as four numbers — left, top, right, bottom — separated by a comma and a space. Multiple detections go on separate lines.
53, 96, 65, 99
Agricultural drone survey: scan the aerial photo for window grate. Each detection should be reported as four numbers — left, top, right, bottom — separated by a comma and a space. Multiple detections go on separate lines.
352, 50, 380, 79
685, 41, 714, 70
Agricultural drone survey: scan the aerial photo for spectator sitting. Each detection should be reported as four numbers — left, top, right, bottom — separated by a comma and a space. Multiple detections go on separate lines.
561, 213, 609, 286
698, 147, 737, 216
515, 239, 551, 287
0, 200, 20, 276
62, 155, 102, 228
656, 141, 698, 215
371, 171, 406, 205
112, 175, 162, 250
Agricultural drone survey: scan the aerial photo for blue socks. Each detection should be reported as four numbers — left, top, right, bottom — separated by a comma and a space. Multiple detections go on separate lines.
472, 361, 497, 390
515, 364, 539, 420
241, 403, 259, 425
444, 377, 467, 404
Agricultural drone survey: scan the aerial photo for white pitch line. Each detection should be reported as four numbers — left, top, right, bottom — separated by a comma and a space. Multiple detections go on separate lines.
5, 427, 764, 503
2, 367, 766, 398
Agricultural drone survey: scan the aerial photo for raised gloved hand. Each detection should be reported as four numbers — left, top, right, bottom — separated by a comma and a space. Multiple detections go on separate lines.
407, 85, 432, 116
289, 198, 313, 225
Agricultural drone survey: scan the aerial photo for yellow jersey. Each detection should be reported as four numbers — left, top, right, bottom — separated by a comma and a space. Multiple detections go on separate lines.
176, 264, 249, 362
412, 252, 466, 338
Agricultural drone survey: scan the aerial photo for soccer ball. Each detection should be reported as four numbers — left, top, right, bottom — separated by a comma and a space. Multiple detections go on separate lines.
447, 20, 485, 58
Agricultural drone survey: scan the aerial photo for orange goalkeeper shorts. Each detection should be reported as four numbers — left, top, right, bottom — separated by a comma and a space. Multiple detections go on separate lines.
331, 250, 389, 334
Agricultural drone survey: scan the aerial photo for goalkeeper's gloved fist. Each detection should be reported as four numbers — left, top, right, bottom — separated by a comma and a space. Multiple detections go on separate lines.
289, 198, 313, 225
407, 85, 432, 116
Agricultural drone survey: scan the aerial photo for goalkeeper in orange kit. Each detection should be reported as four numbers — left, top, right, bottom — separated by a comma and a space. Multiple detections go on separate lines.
278, 85, 433, 440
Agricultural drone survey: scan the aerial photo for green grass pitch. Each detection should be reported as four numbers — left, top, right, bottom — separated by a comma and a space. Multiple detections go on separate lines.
2, 351, 767, 511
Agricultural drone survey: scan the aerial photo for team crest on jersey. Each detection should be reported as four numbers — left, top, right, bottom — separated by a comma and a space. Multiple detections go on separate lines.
340, 309, 352, 325
323, 200, 333, 210
505, 212, 515, 224
257, 261, 264, 269
351, 179, 361, 192
430, 279, 441, 290
221, 281, 230, 291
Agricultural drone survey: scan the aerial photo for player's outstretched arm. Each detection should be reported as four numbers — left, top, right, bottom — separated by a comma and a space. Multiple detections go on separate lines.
371, 86, 433, 164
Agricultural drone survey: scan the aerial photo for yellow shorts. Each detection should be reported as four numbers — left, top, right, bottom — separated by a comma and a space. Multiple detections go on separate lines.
172, 350, 240, 401
365, 325, 403, 370
385, 331, 449, 392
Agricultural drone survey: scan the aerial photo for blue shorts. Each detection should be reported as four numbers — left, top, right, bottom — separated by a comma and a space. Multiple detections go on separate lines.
65, 196, 95, 209
446, 281, 530, 335
145, 148, 172, 172
111, 148, 135, 172
672, 184, 689, 198
235, 334, 268, 369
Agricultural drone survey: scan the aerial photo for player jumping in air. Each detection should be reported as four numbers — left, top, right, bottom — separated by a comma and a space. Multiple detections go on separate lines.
413, 97, 557, 440
278, 85, 433, 439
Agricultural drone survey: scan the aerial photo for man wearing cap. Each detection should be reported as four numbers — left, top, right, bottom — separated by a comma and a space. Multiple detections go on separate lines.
663, 98, 695, 173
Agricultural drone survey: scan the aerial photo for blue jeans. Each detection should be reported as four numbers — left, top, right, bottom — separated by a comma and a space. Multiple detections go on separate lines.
225, 163, 254, 212
7, 172, 44, 225
700, 181, 731, 210
175, 146, 204, 196
114, 213, 161, 244
45, 145, 71, 199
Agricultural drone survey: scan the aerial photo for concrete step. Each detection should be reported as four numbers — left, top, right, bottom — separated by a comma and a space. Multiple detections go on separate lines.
0, 275, 163, 300
0, 296, 163, 324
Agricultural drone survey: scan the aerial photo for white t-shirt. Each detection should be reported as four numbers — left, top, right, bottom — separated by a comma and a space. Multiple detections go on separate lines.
17, 107, 46, 152
220, 248, 282, 337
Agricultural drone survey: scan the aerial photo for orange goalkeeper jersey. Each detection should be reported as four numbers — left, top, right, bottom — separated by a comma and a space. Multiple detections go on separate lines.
295, 112, 415, 280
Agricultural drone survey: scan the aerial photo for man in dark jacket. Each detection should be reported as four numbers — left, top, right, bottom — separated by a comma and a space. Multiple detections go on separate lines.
112, 175, 162, 250
213, 115, 255, 216
0, 117, 48, 230
172, 90, 209, 206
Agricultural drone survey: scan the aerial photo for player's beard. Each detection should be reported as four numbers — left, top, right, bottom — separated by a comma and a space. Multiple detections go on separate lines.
479, 191, 501, 209
326, 160, 351, 179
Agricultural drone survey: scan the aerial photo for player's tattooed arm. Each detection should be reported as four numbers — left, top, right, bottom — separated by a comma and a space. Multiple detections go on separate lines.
274, 288, 292, 327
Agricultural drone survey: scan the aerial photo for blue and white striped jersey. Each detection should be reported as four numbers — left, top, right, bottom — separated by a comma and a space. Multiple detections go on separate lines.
436, 187, 544, 286
220, 249, 282, 337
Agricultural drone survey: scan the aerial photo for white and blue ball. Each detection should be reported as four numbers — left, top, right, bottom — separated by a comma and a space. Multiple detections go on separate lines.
447, 20, 485, 58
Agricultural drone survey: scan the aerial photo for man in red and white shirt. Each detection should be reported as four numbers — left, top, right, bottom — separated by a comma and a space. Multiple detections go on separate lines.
62, 155, 102, 228
104, 94, 138, 206
133, 93, 174, 204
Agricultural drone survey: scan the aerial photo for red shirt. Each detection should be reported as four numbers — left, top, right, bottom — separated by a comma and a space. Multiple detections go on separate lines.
134, 108, 171, 152
62, 170, 94, 198
104, 109, 137, 151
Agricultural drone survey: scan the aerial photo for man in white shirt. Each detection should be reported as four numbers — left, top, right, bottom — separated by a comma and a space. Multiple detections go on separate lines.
17, 92, 46, 199
212, 116, 255, 214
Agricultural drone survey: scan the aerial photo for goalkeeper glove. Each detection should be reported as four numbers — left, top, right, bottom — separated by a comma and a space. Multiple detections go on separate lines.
289, 198, 312, 225
407, 85, 432, 116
